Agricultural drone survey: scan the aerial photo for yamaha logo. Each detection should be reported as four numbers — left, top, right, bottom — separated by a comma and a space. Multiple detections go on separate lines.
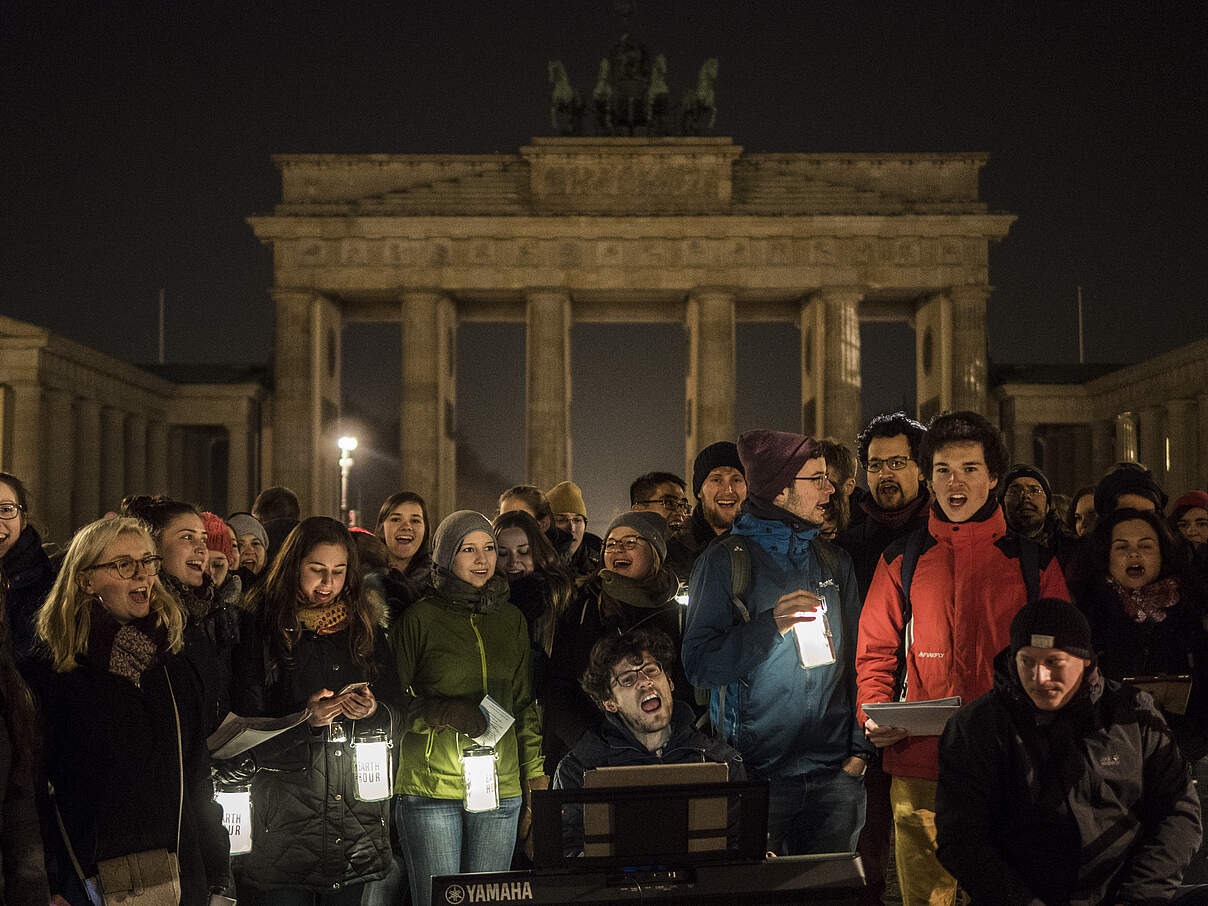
445, 880, 534, 902
444, 885, 466, 904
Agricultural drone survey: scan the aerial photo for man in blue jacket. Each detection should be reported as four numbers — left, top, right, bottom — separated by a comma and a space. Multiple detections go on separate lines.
682, 429, 873, 856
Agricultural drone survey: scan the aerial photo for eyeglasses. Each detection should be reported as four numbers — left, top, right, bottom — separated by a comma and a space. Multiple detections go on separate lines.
866, 457, 914, 474
793, 474, 833, 490
1004, 486, 1046, 500
0, 503, 25, 520
85, 555, 163, 579
636, 496, 691, 514
604, 536, 649, 553
611, 662, 663, 688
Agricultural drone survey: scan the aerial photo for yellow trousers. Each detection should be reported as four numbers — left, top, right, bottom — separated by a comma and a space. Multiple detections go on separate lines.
889, 775, 958, 906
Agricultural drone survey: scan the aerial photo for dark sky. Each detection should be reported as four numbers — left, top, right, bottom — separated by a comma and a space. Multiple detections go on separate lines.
3, 2, 1205, 520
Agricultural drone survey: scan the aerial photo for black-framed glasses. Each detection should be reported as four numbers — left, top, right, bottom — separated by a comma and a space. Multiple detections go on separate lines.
636, 496, 691, 513
85, 555, 163, 579
603, 536, 649, 553
611, 662, 663, 688
0, 503, 25, 520
793, 474, 833, 490
866, 457, 914, 474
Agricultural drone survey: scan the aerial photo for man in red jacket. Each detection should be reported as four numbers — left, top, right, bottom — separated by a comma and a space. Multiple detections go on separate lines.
855, 411, 1069, 906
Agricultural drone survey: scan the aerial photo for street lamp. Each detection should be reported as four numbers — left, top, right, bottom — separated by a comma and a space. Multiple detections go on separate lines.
338, 435, 357, 525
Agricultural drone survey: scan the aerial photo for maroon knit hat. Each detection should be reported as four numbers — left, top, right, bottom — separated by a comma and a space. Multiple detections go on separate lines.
737, 429, 821, 499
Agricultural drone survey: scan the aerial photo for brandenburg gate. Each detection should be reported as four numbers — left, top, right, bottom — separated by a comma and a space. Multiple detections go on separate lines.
249, 137, 1014, 517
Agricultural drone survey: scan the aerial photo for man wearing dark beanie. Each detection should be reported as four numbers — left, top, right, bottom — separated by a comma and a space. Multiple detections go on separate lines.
936, 598, 1201, 905
682, 429, 873, 858
666, 441, 748, 580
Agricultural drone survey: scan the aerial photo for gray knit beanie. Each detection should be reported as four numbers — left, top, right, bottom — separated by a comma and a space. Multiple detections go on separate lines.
227, 513, 268, 551
432, 510, 495, 571
605, 511, 669, 562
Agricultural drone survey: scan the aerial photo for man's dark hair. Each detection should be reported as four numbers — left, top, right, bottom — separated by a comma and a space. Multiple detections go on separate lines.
855, 412, 927, 468
919, 410, 1009, 479
253, 486, 300, 522
580, 626, 677, 709
629, 472, 686, 506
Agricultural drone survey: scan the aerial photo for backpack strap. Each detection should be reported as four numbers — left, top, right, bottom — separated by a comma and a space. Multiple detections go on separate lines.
893, 526, 927, 701
724, 536, 753, 624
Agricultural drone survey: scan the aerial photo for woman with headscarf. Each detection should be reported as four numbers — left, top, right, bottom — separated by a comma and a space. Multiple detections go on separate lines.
389, 511, 545, 906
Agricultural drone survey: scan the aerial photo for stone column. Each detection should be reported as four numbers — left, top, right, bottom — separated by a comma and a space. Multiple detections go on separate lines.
1090, 419, 1114, 478
1164, 398, 1197, 496
948, 285, 991, 415
1114, 412, 1138, 463
227, 414, 251, 515
6, 383, 43, 512
1138, 405, 1165, 481
124, 413, 147, 496
147, 420, 169, 498
100, 407, 126, 513
42, 389, 75, 541
401, 291, 458, 521
73, 399, 102, 527
1011, 418, 1036, 467
525, 289, 573, 492
686, 289, 736, 480
1072, 424, 1093, 491
819, 288, 863, 445
272, 289, 342, 517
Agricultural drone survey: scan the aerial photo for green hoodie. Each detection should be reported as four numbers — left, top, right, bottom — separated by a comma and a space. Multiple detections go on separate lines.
389, 571, 544, 799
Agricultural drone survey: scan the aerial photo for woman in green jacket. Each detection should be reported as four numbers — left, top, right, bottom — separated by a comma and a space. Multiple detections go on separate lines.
390, 511, 546, 906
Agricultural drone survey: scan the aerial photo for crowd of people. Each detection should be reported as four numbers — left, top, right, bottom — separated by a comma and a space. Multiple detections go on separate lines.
1, 406, 1207, 906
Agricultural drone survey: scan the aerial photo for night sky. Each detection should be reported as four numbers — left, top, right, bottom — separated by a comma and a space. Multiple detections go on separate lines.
3, 2, 1205, 519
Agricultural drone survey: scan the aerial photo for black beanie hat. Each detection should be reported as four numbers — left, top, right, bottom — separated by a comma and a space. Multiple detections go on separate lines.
692, 441, 745, 498
1010, 598, 1093, 661
1093, 464, 1168, 517
1002, 464, 1052, 507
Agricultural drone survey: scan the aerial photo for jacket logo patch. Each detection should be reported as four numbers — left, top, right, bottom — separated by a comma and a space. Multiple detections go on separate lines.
1030, 634, 1055, 649
917, 651, 945, 659
1099, 753, 1120, 767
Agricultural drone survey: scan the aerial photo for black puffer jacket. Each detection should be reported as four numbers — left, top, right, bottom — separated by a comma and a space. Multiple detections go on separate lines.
230, 616, 403, 892
936, 648, 1201, 905
2, 525, 54, 661
24, 650, 230, 906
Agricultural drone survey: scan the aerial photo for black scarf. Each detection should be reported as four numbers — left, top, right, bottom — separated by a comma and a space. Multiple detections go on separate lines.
429, 567, 510, 614
161, 571, 215, 623
861, 488, 932, 532
599, 566, 680, 611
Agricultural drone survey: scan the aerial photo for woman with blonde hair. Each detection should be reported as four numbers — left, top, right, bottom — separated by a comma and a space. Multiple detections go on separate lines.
26, 516, 229, 906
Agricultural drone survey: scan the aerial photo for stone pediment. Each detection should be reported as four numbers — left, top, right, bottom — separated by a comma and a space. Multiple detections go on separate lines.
268, 139, 990, 218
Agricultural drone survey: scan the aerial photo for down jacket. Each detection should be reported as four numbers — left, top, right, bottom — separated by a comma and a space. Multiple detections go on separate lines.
856, 504, 1069, 779
231, 615, 402, 892
936, 649, 1201, 905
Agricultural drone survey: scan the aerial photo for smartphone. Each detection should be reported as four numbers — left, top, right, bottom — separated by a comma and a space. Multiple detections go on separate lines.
337, 681, 370, 697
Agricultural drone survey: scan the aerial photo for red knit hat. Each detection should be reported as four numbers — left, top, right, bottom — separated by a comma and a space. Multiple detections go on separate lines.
1170, 490, 1208, 520
201, 512, 234, 565
737, 429, 821, 500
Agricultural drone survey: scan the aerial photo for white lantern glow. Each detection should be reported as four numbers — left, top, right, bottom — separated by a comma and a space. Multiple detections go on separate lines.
216, 786, 253, 855
462, 745, 500, 813
353, 731, 392, 802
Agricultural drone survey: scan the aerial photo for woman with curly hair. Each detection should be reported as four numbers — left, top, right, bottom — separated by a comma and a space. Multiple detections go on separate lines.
231, 516, 401, 906
26, 516, 229, 906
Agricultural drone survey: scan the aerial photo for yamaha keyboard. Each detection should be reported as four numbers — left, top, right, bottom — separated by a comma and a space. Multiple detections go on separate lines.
432, 852, 866, 905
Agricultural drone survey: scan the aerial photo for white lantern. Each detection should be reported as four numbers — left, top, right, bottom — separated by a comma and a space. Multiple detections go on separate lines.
216, 785, 253, 855
353, 730, 393, 802
462, 745, 500, 813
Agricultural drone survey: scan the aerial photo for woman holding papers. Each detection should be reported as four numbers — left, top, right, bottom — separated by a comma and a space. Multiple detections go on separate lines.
1073, 506, 1208, 761
230, 516, 401, 906
26, 516, 230, 906
389, 510, 545, 906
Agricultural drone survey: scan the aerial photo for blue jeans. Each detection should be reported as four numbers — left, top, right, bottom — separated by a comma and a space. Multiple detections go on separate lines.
396, 795, 522, 906
765, 766, 867, 856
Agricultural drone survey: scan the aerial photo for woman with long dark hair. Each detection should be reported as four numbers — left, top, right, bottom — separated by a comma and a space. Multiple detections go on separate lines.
492, 509, 573, 659
231, 516, 400, 906
1075, 507, 1208, 762
27, 516, 229, 906
121, 495, 240, 735
373, 492, 433, 623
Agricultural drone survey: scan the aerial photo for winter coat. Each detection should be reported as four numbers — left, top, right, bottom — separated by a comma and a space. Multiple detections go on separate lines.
936, 649, 1202, 905
165, 574, 243, 736
230, 615, 402, 891
553, 700, 746, 791
566, 533, 603, 579
1, 525, 54, 661
0, 699, 49, 906
24, 650, 230, 906
681, 508, 872, 779
544, 569, 689, 772
666, 507, 725, 583
380, 558, 433, 625
389, 573, 544, 801
1082, 575, 1208, 762
856, 504, 1070, 780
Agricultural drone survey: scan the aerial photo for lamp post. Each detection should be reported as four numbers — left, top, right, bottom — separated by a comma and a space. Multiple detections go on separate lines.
338, 435, 357, 525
